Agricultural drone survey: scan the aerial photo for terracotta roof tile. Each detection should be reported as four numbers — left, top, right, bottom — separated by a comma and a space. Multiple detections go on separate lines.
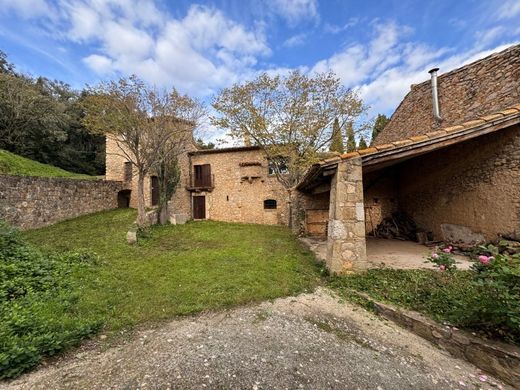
461, 119, 486, 129
374, 143, 395, 151
322, 156, 341, 165
357, 147, 377, 156
339, 151, 360, 159
426, 130, 447, 138
480, 113, 504, 122
499, 108, 519, 116
409, 135, 429, 142
392, 139, 414, 147
444, 125, 465, 133
512, 103, 520, 111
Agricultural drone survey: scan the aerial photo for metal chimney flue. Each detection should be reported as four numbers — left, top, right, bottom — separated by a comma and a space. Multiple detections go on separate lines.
428, 68, 442, 121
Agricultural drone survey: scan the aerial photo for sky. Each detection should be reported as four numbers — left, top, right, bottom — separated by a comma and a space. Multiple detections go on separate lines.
1, 0, 519, 143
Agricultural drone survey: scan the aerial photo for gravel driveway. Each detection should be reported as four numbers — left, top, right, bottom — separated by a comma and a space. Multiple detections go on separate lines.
2, 288, 509, 389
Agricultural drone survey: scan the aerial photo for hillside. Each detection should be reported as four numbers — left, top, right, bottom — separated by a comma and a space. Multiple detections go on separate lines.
0, 149, 95, 179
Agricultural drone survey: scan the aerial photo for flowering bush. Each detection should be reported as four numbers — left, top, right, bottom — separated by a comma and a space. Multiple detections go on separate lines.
470, 250, 520, 340
427, 246, 457, 272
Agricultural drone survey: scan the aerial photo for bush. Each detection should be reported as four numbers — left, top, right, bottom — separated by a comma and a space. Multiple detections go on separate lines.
426, 245, 457, 272
0, 220, 102, 379
470, 250, 520, 342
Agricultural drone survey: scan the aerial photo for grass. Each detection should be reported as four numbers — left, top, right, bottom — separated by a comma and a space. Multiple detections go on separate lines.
0, 149, 94, 179
22, 209, 322, 333
329, 269, 519, 344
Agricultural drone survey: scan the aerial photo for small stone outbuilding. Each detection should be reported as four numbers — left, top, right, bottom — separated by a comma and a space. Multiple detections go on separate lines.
297, 44, 520, 274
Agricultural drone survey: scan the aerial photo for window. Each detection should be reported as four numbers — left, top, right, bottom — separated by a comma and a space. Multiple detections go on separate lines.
194, 164, 212, 187
268, 157, 289, 175
124, 161, 132, 181
264, 199, 277, 209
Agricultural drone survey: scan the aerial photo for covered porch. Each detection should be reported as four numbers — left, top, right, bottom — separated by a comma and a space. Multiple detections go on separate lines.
296, 109, 520, 273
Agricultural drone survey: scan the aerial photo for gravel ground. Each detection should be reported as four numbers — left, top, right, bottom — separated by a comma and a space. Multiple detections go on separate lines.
2, 288, 510, 390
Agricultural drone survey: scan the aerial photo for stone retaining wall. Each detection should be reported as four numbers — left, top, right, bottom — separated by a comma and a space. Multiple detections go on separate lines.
351, 290, 520, 387
0, 175, 123, 229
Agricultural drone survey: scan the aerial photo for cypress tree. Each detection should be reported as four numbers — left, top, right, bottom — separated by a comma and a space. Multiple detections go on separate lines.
329, 118, 344, 153
358, 137, 368, 150
346, 122, 356, 153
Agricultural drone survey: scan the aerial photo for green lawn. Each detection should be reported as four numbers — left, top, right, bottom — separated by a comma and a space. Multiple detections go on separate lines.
0, 149, 94, 179
22, 209, 321, 332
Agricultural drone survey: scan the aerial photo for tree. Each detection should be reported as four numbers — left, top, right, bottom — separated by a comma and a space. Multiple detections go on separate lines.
0, 50, 15, 75
329, 117, 344, 153
358, 137, 368, 149
82, 76, 203, 226
212, 70, 366, 228
196, 138, 215, 150
371, 114, 390, 144
346, 122, 356, 152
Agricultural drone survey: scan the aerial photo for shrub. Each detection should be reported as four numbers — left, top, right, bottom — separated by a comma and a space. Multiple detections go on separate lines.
0, 220, 102, 379
470, 250, 520, 342
426, 245, 457, 272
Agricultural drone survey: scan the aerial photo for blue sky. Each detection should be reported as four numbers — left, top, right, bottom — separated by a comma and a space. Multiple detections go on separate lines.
1, 0, 519, 142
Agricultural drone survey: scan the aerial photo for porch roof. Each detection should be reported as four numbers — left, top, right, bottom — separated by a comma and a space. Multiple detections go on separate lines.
297, 103, 520, 192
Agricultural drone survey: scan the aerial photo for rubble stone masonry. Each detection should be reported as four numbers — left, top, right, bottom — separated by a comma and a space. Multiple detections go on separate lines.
0, 176, 122, 229
187, 149, 289, 225
376, 44, 520, 145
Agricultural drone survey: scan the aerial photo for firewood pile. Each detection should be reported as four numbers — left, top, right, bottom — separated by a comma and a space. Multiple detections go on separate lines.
374, 212, 419, 241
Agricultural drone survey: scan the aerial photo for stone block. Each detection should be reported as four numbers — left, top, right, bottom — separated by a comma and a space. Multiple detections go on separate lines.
126, 229, 137, 245
441, 223, 485, 245
170, 213, 189, 225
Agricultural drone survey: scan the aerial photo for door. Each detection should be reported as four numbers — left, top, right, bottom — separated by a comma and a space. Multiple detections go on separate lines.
151, 176, 159, 206
193, 196, 206, 219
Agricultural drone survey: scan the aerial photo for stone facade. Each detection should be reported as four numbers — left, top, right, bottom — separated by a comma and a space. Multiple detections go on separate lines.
185, 148, 289, 225
105, 134, 196, 211
105, 138, 291, 225
326, 158, 367, 273
0, 175, 122, 229
376, 44, 520, 145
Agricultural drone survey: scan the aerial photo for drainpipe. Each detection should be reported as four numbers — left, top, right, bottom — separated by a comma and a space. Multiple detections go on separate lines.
428, 68, 442, 121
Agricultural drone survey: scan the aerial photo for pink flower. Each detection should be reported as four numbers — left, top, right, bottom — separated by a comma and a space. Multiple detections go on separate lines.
439, 265, 446, 271
431, 253, 439, 259
479, 255, 490, 265
443, 248, 451, 253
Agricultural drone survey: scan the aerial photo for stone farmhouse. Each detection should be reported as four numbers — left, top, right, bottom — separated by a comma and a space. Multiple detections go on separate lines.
297, 44, 520, 273
105, 43, 520, 274
106, 139, 290, 226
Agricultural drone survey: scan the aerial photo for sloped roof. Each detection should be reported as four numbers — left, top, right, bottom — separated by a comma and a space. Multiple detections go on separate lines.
297, 103, 520, 191
375, 44, 520, 145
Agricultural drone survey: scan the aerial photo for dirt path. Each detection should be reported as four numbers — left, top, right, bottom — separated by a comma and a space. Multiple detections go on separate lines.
2, 288, 509, 389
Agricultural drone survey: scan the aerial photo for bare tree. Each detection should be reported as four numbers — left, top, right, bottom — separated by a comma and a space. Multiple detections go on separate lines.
82, 75, 204, 226
212, 70, 367, 226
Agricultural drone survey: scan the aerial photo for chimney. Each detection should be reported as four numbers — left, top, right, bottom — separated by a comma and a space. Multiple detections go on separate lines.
428, 68, 442, 121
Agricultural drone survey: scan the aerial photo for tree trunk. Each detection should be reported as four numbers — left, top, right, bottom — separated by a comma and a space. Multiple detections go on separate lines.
159, 202, 169, 225
136, 172, 146, 226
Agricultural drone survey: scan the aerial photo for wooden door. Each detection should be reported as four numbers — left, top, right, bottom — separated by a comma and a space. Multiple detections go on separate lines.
193, 196, 206, 219
151, 176, 159, 206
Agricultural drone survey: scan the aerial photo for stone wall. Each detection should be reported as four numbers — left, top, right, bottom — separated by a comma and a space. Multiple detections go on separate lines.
0, 175, 122, 229
189, 149, 289, 225
363, 170, 398, 235
376, 44, 520, 145
105, 135, 196, 213
398, 124, 520, 240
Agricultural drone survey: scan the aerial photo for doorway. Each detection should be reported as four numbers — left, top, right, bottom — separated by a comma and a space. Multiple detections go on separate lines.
193, 196, 206, 219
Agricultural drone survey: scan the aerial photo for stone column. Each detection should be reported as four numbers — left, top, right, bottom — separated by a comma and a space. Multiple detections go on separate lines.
326, 157, 368, 273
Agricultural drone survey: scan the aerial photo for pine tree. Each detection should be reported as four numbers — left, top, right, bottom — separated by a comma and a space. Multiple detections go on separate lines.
329, 118, 344, 153
358, 137, 368, 150
346, 122, 356, 152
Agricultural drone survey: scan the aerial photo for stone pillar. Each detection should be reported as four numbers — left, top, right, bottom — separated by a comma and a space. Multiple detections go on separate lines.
326, 158, 367, 273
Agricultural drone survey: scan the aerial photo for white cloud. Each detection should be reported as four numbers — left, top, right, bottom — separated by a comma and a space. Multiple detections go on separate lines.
0, 0, 53, 19
323, 18, 358, 34
283, 33, 306, 48
270, 0, 319, 25
82, 54, 113, 74
495, 0, 520, 20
